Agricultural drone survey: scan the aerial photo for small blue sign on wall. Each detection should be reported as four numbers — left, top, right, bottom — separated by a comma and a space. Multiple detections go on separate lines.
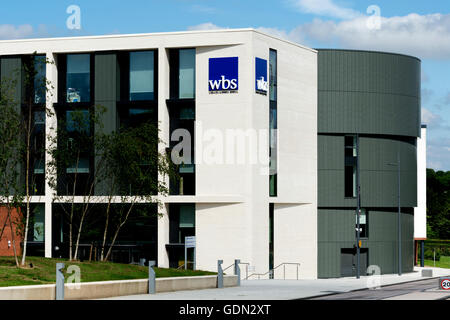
208, 57, 238, 93
255, 57, 268, 95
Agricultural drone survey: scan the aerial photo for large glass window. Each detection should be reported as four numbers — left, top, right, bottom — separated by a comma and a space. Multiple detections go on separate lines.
269, 49, 277, 197
345, 135, 357, 198
129, 51, 155, 101
269, 50, 277, 102
32, 111, 46, 195
66, 110, 90, 174
66, 54, 90, 103
33, 55, 46, 104
179, 49, 195, 99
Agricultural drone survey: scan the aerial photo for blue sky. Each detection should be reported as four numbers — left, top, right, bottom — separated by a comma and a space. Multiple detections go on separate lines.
1, 0, 449, 170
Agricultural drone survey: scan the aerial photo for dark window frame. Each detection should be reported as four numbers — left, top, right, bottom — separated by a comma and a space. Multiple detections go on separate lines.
58, 53, 95, 105
117, 49, 158, 104
54, 103, 96, 196
344, 135, 357, 199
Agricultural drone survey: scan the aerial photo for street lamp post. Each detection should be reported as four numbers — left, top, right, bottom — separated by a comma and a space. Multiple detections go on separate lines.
388, 151, 401, 276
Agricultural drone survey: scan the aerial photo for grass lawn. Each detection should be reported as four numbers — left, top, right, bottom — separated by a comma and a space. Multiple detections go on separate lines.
424, 256, 450, 269
0, 256, 216, 287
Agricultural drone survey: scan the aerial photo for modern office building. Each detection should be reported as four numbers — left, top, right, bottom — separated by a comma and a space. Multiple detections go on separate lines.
0, 29, 318, 279
316, 49, 422, 277
0, 30, 426, 279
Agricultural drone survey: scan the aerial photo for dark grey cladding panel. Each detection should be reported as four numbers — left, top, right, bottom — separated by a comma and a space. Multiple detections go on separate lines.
317, 49, 421, 137
318, 134, 417, 208
359, 136, 417, 207
318, 208, 414, 278
94, 53, 117, 196
1, 57, 22, 106
94, 53, 117, 135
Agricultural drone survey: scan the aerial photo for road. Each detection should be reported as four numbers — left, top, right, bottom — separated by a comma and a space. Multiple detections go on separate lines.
308, 278, 450, 300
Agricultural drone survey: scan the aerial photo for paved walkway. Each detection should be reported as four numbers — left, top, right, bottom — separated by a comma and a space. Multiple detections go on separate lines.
102, 266, 450, 300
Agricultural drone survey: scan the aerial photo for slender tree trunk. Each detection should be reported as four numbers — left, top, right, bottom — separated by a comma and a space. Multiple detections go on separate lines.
73, 204, 89, 261
21, 104, 33, 266
100, 198, 112, 261
104, 202, 135, 262
69, 152, 81, 261
73, 178, 95, 260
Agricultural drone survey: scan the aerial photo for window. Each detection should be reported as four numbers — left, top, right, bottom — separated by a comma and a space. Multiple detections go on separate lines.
64, 109, 91, 194
355, 209, 368, 238
269, 203, 274, 278
168, 49, 196, 196
179, 49, 195, 99
33, 55, 46, 104
129, 51, 155, 101
269, 49, 277, 197
269, 50, 277, 102
345, 135, 357, 198
30, 204, 45, 242
66, 54, 90, 103
31, 111, 45, 195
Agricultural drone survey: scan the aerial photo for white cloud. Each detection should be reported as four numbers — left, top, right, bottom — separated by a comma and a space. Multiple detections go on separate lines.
290, 0, 360, 20
188, 13, 450, 60
187, 23, 225, 31
0, 24, 34, 40
255, 27, 305, 44
422, 108, 440, 126
296, 13, 450, 60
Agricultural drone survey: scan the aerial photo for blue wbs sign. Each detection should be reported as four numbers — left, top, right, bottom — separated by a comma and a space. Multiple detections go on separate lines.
208, 57, 238, 94
255, 57, 268, 95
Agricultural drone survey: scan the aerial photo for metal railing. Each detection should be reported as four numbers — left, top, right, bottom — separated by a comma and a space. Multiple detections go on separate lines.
223, 262, 250, 280
244, 263, 301, 280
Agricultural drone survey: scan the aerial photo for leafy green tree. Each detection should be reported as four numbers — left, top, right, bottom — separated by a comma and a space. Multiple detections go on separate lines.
47, 106, 109, 261
426, 169, 450, 239
20, 54, 53, 266
0, 75, 24, 267
99, 121, 172, 262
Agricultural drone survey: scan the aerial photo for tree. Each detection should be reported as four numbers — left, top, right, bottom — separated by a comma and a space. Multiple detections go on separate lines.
20, 54, 53, 266
99, 121, 172, 261
47, 106, 109, 261
0, 75, 24, 267
426, 168, 450, 239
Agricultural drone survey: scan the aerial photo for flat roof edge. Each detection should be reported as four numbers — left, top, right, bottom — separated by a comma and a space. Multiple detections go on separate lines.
0, 28, 316, 53
316, 48, 421, 62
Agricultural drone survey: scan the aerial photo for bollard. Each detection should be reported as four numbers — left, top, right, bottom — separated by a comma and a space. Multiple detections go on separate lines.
234, 259, 241, 286
217, 260, 224, 288
56, 263, 65, 300
139, 258, 146, 266
148, 260, 156, 294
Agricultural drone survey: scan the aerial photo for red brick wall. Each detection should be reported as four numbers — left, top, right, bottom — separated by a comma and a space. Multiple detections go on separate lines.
0, 206, 23, 257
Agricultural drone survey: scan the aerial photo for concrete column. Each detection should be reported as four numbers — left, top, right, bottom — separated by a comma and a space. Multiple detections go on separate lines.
156, 48, 171, 268
44, 51, 58, 258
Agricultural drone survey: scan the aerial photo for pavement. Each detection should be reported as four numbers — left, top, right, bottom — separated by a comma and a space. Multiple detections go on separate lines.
311, 277, 450, 300
101, 266, 450, 300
